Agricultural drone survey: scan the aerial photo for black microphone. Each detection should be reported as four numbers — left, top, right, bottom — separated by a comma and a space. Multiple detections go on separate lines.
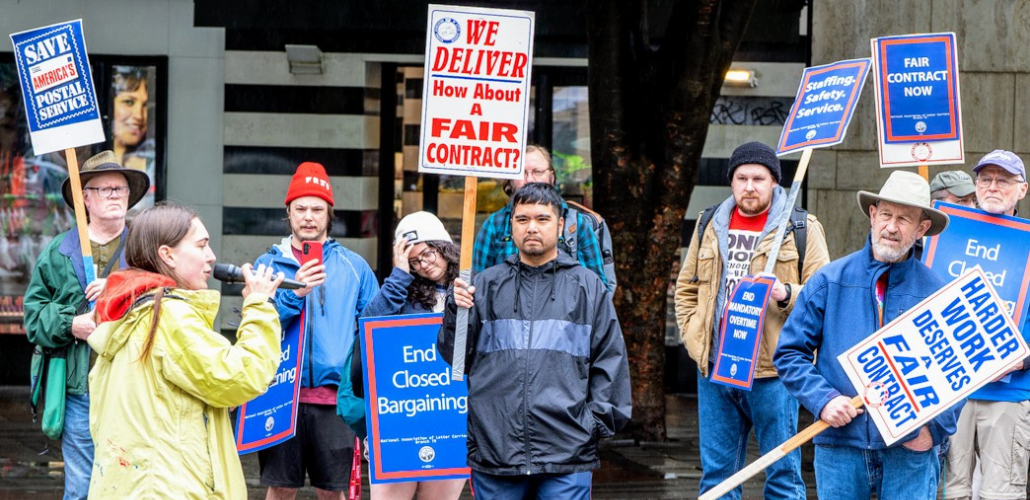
212, 263, 307, 290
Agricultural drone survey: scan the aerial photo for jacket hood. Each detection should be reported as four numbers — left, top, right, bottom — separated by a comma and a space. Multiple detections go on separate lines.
501, 251, 580, 271
502, 252, 580, 313
96, 269, 177, 323
90, 272, 220, 361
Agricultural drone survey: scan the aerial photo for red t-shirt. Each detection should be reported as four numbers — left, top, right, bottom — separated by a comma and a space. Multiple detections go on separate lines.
723, 208, 769, 299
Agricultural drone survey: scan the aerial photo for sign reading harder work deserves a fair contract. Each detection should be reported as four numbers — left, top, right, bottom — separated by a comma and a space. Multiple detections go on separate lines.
838, 268, 1028, 446
419, 4, 534, 179
776, 58, 871, 156
9, 20, 104, 155
923, 202, 1030, 325
711, 276, 775, 390
361, 313, 471, 484
871, 33, 963, 167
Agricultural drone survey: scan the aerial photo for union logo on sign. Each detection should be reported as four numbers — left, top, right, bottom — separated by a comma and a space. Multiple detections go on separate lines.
433, 18, 461, 44
419, 446, 436, 463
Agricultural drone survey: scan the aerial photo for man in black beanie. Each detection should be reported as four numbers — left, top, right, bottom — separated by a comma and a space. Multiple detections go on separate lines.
674, 141, 830, 499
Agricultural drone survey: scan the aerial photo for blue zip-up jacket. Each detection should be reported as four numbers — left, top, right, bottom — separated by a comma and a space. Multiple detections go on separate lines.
255, 237, 379, 389
360, 268, 440, 317
775, 236, 964, 449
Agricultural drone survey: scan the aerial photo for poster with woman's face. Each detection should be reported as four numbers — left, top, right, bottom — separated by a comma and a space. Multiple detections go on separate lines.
107, 65, 157, 209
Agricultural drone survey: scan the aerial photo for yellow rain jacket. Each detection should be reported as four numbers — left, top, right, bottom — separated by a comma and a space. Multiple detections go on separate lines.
87, 287, 280, 499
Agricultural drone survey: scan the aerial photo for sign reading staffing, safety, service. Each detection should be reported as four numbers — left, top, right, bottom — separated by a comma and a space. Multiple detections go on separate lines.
871, 33, 963, 167
419, 4, 534, 179
776, 58, 871, 156
361, 313, 471, 484
9, 20, 105, 155
711, 276, 774, 390
839, 268, 1028, 446
922, 202, 1030, 326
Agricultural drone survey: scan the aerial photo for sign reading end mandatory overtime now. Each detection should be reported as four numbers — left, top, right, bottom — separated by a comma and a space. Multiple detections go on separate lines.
418, 4, 534, 179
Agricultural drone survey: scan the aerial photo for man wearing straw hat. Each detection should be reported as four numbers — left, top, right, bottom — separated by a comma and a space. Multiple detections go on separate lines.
775, 170, 962, 499
24, 150, 149, 500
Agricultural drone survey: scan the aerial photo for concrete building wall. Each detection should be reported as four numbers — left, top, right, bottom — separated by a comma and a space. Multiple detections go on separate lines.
810, 0, 1030, 259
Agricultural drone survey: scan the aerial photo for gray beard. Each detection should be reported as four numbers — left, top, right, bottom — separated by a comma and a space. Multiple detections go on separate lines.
871, 230, 915, 262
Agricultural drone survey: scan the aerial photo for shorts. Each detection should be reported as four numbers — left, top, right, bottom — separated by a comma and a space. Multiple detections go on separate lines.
258, 403, 355, 491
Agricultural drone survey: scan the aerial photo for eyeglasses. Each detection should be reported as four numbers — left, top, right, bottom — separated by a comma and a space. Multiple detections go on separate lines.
409, 248, 439, 270
84, 186, 130, 198
524, 168, 552, 179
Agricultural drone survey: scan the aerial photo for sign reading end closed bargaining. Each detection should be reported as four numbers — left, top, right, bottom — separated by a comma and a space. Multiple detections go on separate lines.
10, 20, 104, 155
419, 4, 534, 179
362, 313, 470, 484
838, 268, 1028, 446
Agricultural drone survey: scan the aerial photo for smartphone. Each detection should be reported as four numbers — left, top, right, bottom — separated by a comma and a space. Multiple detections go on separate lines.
301, 241, 323, 266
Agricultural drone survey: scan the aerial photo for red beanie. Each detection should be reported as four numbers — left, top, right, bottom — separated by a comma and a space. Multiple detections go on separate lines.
285, 162, 334, 206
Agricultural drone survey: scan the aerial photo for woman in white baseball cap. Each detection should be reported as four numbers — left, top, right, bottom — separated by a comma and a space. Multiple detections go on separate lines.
338, 211, 466, 500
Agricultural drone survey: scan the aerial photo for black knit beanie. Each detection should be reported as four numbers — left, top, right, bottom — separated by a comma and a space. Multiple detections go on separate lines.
726, 142, 782, 183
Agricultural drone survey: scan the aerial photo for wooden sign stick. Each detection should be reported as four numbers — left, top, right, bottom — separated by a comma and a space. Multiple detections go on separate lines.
698, 395, 864, 500
762, 147, 812, 275
64, 148, 97, 291
918, 164, 929, 181
451, 176, 477, 381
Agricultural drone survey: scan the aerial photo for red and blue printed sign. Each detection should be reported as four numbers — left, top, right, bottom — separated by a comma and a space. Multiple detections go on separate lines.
711, 275, 774, 390
922, 202, 1030, 327
235, 307, 306, 454
776, 58, 871, 156
9, 20, 105, 155
872, 33, 961, 144
361, 313, 470, 484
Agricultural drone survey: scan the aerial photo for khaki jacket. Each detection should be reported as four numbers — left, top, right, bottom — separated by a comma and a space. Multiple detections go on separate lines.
675, 209, 830, 378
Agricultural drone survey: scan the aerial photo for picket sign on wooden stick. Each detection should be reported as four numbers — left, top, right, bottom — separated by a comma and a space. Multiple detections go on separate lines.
698, 395, 863, 500
64, 148, 97, 294
450, 176, 478, 381
761, 148, 812, 274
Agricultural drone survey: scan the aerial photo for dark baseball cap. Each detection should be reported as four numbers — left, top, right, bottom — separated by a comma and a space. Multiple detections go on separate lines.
929, 170, 975, 197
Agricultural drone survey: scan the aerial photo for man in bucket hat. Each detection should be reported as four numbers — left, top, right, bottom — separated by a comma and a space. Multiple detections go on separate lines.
776, 171, 962, 498
943, 150, 1030, 500
24, 150, 149, 500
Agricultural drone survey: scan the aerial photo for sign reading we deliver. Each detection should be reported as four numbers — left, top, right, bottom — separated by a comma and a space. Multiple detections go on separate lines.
10, 20, 104, 155
838, 269, 1027, 446
419, 4, 534, 179
923, 202, 1030, 325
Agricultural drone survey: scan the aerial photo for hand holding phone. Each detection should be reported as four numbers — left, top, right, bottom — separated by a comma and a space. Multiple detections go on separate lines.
295, 241, 325, 297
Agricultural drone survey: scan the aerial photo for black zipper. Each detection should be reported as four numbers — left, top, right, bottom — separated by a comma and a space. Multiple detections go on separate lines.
523, 270, 535, 475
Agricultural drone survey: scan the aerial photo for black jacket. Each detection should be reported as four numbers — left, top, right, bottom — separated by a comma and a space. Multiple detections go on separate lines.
439, 253, 632, 476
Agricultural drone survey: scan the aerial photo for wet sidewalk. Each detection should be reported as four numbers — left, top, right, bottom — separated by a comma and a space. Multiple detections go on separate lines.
0, 385, 818, 499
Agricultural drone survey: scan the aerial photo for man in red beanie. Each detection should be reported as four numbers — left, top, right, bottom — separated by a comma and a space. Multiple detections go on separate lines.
254, 162, 380, 500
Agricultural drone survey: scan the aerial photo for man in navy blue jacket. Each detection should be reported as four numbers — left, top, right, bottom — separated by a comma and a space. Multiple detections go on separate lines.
775, 171, 962, 499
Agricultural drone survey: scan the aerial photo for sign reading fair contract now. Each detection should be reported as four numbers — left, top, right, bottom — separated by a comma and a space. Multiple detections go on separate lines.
838, 268, 1028, 446
10, 20, 104, 154
871, 33, 963, 167
418, 4, 534, 179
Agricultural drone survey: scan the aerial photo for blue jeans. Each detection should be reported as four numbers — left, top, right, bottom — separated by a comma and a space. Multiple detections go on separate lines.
471, 470, 591, 500
814, 444, 940, 500
697, 372, 805, 500
63, 392, 94, 500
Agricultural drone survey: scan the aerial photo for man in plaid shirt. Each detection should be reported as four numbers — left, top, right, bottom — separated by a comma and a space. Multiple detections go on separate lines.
472, 145, 611, 291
